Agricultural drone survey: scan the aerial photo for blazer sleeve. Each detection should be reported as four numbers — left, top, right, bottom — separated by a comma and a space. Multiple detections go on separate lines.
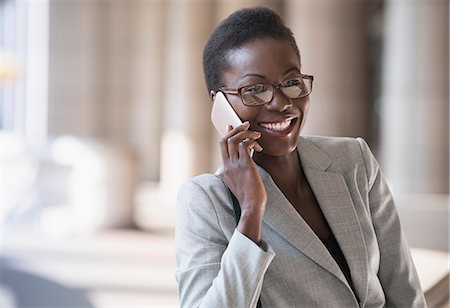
357, 138, 427, 307
175, 178, 275, 308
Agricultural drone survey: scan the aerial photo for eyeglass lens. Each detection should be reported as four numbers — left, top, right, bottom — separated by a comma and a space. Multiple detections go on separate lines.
241, 77, 311, 106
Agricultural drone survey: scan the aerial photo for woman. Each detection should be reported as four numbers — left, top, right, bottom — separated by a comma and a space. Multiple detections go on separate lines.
175, 7, 426, 307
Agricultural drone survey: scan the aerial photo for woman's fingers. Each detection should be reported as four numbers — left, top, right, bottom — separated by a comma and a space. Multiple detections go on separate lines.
220, 121, 261, 161
227, 131, 261, 161
238, 138, 263, 159
224, 121, 250, 140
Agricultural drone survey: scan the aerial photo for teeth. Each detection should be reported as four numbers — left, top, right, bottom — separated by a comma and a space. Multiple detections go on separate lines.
260, 119, 292, 131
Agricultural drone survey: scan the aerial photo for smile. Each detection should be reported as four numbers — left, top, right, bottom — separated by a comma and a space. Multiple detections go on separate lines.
259, 117, 297, 132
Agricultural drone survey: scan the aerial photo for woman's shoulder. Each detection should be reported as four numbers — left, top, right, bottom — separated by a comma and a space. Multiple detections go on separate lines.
179, 172, 225, 193
301, 135, 376, 174
302, 135, 372, 160
177, 172, 236, 238
177, 172, 230, 206
303, 135, 364, 150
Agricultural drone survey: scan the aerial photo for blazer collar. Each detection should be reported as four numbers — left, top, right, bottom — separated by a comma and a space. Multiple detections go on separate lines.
297, 136, 332, 171
257, 137, 368, 304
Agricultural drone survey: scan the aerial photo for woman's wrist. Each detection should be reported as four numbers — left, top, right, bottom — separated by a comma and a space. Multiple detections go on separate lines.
237, 208, 265, 245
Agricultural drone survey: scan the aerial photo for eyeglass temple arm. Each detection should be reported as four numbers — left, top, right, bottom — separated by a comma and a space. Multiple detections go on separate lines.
219, 87, 239, 94
299, 74, 314, 81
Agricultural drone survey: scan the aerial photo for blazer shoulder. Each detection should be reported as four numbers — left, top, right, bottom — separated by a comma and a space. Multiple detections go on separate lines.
303, 135, 364, 161
303, 135, 379, 186
177, 173, 235, 240
178, 173, 229, 203
182, 172, 228, 193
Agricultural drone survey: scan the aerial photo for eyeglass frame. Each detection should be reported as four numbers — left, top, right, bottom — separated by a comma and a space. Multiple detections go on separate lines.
218, 74, 314, 106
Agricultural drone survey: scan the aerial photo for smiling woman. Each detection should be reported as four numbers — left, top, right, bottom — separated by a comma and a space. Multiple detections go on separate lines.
175, 6, 427, 308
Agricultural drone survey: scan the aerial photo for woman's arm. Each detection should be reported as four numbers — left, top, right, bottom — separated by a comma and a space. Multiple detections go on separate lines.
357, 138, 427, 307
175, 179, 275, 308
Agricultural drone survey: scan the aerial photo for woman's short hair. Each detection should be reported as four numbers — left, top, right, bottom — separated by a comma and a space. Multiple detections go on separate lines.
202, 6, 300, 93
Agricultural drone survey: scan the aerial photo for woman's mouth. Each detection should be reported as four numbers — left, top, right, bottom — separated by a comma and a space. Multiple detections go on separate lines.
258, 116, 299, 136
259, 119, 292, 131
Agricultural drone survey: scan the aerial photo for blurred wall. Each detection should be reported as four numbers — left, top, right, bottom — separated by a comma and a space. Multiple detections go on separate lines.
45, 0, 448, 196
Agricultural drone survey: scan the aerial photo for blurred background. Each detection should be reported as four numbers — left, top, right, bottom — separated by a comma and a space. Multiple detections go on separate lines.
1, 0, 449, 307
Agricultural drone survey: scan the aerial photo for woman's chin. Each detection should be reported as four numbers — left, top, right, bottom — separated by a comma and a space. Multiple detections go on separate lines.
256, 138, 299, 157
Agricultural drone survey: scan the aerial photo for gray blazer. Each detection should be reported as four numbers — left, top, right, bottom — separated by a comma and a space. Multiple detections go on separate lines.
175, 136, 426, 307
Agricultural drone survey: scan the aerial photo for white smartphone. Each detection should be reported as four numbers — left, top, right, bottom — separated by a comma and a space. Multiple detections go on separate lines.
211, 91, 254, 157
211, 91, 243, 137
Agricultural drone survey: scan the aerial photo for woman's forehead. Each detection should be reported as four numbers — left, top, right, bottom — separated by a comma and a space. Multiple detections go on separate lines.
222, 38, 301, 83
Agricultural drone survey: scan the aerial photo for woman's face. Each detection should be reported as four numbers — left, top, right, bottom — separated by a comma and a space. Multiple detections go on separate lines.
219, 38, 310, 157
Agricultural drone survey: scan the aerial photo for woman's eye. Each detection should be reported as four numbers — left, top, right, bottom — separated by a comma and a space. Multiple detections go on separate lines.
243, 84, 267, 94
284, 78, 301, 87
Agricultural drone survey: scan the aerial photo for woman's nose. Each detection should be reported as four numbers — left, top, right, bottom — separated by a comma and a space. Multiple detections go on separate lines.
266, 88, 292, 112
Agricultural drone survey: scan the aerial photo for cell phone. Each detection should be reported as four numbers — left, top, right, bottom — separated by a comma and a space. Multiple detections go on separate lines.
211, 91, 243, 137
211, 91, 254, 157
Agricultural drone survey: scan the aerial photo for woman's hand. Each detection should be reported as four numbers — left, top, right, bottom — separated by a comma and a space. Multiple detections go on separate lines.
219, 121, 267, 244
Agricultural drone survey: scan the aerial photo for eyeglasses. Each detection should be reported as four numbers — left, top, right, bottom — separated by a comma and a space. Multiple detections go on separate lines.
219, 74, 314, 106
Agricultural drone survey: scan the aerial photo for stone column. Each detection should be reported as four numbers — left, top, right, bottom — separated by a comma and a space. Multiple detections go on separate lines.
380, 0, 449, 194
48, 1, 103, 137
127, 1, 166, 181
102, 1, 131, 143
24, 0, 49, 149
285, 0, 371, 139
159, 0, 215, 189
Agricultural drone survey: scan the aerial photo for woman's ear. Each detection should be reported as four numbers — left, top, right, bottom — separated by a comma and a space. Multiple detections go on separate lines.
209, 90, 216, 101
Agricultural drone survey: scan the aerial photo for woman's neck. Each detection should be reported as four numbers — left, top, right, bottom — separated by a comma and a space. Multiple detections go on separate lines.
254, 149, 306, 193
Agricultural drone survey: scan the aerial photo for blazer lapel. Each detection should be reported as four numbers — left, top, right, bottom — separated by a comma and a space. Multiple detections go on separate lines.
261, 172, 348, 284
298, 137, 369, 302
